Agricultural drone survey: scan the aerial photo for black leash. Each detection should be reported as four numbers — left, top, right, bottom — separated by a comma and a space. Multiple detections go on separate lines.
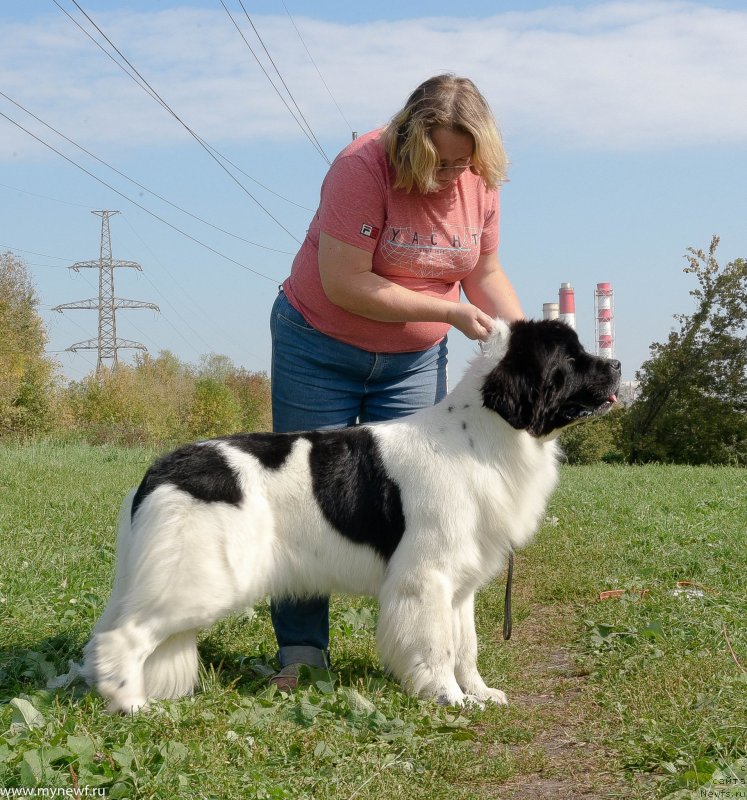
503, 549, 514, 640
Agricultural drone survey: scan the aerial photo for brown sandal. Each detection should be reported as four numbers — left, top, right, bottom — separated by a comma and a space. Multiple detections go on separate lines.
268, 664, 303, 693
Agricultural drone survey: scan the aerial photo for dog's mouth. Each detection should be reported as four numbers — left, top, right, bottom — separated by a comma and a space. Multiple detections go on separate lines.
564, 392, 618, 421
590, 392, 618, 416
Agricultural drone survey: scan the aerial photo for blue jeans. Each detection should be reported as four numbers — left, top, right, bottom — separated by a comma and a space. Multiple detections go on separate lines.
269, 289, 448, 668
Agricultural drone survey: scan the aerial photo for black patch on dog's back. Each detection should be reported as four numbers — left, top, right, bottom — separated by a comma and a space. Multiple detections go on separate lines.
305, 428, 405, 561
221, 432, 301, 470
131, 443, 241, 520
129, 428, 406, 560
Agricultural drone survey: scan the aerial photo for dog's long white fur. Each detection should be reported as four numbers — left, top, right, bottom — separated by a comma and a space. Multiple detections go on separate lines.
81, 321, 560, 712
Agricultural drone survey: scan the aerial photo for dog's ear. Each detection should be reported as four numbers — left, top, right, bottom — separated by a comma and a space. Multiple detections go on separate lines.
480, 320, 533, 430
482, 361, 537, 431
479, 318, 511, 362
480, 320, 555, 434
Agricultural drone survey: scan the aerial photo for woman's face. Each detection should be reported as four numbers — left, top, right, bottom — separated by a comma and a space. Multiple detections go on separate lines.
430, 127, 474, 191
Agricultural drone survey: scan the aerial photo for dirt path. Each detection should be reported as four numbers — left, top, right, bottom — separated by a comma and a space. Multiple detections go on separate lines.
483, 602, 641, 800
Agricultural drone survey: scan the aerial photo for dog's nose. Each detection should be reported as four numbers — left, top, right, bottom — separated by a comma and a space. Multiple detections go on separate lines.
609, 359, 621, 372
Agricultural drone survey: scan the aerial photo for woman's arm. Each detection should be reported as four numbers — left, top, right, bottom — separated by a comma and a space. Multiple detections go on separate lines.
461, 251, 525, 322
318, 231, 495, 340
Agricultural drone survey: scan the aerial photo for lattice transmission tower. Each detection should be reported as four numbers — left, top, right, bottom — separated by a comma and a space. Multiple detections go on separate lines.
53, 211, 159, 375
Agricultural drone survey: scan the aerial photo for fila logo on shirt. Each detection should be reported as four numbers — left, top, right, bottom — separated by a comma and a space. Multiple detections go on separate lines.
360, 223, 380, 239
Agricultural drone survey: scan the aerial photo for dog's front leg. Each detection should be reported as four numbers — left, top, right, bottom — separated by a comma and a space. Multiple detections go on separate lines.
453, 592, 508, 705
377, 572, 466, 705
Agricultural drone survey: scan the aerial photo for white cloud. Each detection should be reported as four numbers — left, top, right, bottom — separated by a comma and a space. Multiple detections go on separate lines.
1, 1, 746, 160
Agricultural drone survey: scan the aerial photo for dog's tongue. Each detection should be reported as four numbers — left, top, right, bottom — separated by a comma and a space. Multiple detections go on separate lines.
609, 394, 617, 403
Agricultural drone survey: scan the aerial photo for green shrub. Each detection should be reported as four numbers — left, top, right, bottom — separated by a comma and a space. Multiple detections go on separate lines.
50, 351, 271, 446
559, 406, 626, 464
226, 369, 272, 432
188, 377, 242, 440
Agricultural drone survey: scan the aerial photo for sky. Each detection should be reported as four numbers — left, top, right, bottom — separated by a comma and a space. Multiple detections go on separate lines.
1, 0, 746, 386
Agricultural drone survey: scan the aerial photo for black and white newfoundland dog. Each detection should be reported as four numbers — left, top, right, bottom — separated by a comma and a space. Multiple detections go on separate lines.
79, 319, 620, 712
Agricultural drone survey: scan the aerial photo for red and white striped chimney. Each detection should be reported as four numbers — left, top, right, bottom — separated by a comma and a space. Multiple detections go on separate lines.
558, 282, 576, 329
595, 282, 614, 358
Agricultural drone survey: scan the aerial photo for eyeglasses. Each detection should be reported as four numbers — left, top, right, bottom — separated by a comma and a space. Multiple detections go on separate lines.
436, 159, 472, 174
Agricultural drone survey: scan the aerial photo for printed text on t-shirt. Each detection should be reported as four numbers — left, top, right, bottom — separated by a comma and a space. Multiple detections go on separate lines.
379, 223, 481, 278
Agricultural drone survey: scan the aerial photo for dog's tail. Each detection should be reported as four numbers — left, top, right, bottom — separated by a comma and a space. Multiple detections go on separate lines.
89, 489, 138, 635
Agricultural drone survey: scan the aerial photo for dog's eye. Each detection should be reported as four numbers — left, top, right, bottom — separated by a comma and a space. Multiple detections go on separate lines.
566, 357, 576, 366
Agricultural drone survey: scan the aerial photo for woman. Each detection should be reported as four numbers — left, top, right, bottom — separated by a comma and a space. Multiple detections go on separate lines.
269, 74, 524, 690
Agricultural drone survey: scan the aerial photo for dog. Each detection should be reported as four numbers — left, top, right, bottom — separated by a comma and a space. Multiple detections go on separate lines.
79, 318, 620, 712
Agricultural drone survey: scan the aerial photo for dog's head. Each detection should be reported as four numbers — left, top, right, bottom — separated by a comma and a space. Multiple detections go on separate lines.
481, 319, 621, 438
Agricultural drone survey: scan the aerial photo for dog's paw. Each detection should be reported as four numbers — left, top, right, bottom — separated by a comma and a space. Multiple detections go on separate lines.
461, 694, 487, 710
441, 691, 507, 710
479, 687, 509, 706
435, 689, 467, 707
457, 676, 509, 706
106, 696, 149, 715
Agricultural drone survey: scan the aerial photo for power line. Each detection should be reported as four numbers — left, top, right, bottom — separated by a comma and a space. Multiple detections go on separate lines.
53, 0, 302, 244
46, 306, 101, 373
0, 109, 281, 284
57, 350, 99, 376
223, 0, 330, 164
199, 141, 313, 213
0, 90, 296, 255
17, 263, 73, 271
58, 0, 302, 240
281, 1, 353, 136
0, 243, 75, 262
119, 215, 268, 367
0, 181, 93, 210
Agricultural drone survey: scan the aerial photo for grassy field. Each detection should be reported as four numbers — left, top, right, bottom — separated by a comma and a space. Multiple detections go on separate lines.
0, 441, 745, 798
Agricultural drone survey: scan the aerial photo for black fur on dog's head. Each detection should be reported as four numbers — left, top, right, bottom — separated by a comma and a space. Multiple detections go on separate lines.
482, 319, 621, 438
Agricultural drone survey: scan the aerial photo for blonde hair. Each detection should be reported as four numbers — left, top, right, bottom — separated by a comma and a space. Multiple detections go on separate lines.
380, 74, 508, 194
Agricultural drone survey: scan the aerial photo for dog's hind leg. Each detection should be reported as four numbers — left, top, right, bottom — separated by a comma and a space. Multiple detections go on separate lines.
453, 593, 508, 705
84, 486, 272, 711
377, 571, 466, 706
83, 617, 201, 713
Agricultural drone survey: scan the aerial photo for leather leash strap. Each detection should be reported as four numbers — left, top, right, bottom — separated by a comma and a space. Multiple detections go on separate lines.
503, 550, 514, 640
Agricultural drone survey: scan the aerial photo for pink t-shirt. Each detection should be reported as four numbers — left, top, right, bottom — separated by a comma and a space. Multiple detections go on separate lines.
284, 129, 500, 353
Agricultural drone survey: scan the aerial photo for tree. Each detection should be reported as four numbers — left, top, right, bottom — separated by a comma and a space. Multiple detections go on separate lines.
623, 237, 747, 464
0, 251, 56, 435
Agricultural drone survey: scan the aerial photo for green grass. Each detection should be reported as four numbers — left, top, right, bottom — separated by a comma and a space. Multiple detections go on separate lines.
1, 442, 745, 798
535, 465, 747, 798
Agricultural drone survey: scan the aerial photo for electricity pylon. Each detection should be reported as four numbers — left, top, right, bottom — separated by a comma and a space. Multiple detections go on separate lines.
53, 211, 159, 375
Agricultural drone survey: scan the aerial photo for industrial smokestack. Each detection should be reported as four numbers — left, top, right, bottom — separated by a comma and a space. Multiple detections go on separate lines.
542, 302, 559, 320
558, 282, 576, 329
595, 282, 614, 359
